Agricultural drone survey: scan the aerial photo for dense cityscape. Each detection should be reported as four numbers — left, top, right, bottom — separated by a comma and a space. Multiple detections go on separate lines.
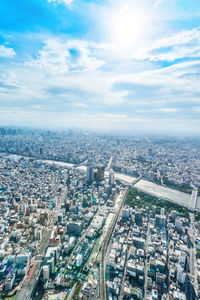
1, 0, 200, 299
0, 128, 200, 299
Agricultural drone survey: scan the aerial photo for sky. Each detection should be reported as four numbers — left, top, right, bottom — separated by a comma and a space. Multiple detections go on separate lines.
0, 0, 200, 134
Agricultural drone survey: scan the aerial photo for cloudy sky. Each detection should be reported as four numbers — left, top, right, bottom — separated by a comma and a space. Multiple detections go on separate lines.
0, 0, 200, 134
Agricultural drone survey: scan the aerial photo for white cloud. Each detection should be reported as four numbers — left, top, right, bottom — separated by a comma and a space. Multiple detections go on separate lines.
155, 108, 178, 113
25, 39, 104, 74
154, 0, 164, 8
47, 0, 74, 9
192, 107, 200, 113
133, 27, 200, 62
112, 59, 200, 111
0, 45, 16, 58
2, 34, 200, 134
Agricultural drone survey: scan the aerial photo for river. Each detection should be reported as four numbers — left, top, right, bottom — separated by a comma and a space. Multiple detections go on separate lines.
3, 153, 199, 210
135, 179, 191, 207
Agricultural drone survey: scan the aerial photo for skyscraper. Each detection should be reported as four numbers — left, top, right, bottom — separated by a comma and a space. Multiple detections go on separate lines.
95, 165, 105, 182
109, 170, 114, 186
87, 166, 94, 183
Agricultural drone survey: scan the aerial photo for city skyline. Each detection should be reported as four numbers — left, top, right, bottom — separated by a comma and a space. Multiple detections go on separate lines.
1, 0, 200, 133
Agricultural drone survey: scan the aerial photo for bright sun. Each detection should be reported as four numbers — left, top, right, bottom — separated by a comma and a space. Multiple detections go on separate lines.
109, 5, 144, 52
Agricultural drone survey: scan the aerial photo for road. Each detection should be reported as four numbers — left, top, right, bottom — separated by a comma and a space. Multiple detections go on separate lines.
16, 172, 68, 300
106, 156, 113, 171
64, 202, 108, 299
100, 188, 128, 300
188, 212, 198, 295
144, 221, 150, 300
66, 282, 77, 300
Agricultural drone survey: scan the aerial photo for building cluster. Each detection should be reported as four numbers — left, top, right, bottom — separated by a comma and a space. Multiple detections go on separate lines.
40, 164, 118, 296
0, 130, 109, 165
0, 128, 200, 299
1, 129, 200, 191
194, 220, 200, 298
106, 206, 147, 299
106, 203, 198, 300
112, 140, 200, 191
0, 154, 67, 291
0, 152, 121, 298
167, 212, 190, 298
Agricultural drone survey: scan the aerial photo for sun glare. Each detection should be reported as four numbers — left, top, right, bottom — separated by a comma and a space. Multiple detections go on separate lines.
112, 5, 143, 50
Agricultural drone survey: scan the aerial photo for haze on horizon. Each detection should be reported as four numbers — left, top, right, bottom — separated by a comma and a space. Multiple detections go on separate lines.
0, 0, 200, 134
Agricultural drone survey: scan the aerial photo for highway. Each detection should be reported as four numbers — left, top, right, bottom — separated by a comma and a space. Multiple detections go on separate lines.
16, 172, 68, 300
188, 212, 198, 296
144, 222, 150, 300
100, 188, 128, 300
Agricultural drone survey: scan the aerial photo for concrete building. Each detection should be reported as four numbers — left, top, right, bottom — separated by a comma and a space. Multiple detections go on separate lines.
87, 166, 94, 183
109, 171, 115, 186
43, 265, 50, 281
95, 166, 105, 182
76, 254, 83, 267
16, 253, 31, 265
67, 222, 82, 234
4, 273, 15, 291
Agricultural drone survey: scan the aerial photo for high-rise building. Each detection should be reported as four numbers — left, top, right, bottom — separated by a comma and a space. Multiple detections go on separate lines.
95, 165, 105, 182
152, 205, 156, 217
155, 214, 166, 227
160, 208, 165, 215
169, 210, 176, 221
177, 267, 186, 284
43, 265, 50, 281
135, 212, 142, 226
87, 166, 94, 183
148, 148, 153, 156
109, 170, 115, 186
76, 254, 83, 267
175, 218, 182, 232
122, 208, 131, 221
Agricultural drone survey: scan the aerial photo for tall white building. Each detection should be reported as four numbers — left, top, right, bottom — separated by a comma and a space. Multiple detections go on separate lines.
177, 267, 186, 284
76, 254, 83, 267
179, 251, 186, 266
43, 265, 50, 281
109, 171, 115, 186
160, 208, 165, 215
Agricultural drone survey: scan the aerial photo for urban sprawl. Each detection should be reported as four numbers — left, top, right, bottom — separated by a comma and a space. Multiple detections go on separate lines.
0, 127, 200, 300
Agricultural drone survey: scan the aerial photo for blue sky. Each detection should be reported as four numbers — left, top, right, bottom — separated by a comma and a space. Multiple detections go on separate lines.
1, 0, 200, 134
